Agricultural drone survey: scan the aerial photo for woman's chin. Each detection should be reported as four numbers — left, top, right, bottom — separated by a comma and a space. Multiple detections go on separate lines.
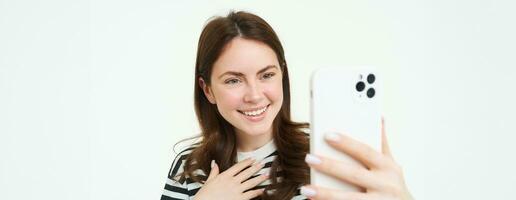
236, 125, 273, 137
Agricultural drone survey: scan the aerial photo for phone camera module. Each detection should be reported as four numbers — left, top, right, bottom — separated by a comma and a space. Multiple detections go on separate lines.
367, 74, 375, 84
366, 88, 375, 98
356, 81, 365, 92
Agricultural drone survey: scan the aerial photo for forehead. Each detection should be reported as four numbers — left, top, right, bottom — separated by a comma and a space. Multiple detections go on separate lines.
212, 37, 279, 75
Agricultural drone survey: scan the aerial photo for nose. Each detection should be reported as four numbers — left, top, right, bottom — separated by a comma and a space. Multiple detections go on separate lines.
243, 81, 264, 103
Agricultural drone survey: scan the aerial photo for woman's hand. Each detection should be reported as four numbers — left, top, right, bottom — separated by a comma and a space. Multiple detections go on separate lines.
193, 158, 269, 200
302, 119, 413, 200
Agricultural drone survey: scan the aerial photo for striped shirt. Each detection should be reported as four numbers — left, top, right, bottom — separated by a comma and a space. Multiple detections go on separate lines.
160, 140, 308, 200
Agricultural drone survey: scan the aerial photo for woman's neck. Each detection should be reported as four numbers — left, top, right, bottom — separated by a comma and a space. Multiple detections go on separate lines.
235, 130, 273, 152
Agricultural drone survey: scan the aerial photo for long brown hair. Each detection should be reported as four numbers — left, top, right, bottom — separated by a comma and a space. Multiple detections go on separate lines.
180, 11, 309, 199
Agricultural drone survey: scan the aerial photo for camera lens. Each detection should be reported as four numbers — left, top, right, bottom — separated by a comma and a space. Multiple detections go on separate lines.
367, 88, 375, 98
356, 81, 365, 92
367, 74, 375, 84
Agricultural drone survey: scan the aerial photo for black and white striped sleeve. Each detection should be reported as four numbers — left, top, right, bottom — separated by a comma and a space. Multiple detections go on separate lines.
160, 148, 194, 200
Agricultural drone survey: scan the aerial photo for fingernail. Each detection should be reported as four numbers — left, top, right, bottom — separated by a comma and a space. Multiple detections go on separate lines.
211, 160, 215, 168
325, 132, 341, 142
300, 186, 316, 197
305, 154, 322, 165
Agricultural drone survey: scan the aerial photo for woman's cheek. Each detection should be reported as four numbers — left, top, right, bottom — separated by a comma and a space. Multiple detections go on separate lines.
264, 82, 283, 102
220, 88, 244, 107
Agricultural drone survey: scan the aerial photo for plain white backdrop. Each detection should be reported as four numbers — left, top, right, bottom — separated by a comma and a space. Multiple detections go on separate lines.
1, 0, 515, 199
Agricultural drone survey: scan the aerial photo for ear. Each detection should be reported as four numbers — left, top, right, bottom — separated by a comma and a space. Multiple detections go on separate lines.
199, 77, 216, 104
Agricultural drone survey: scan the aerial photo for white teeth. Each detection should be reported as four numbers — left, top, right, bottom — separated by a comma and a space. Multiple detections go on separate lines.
242, 106, 267, 116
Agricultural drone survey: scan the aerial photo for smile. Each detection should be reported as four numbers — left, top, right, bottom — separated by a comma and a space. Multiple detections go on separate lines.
238, 105, 269, 116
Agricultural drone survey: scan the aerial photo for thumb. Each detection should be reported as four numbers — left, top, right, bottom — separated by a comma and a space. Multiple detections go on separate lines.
206, 160, 219, 182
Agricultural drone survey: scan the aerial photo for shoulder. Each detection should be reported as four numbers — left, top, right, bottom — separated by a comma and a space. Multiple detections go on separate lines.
162, 143, 200, 199
167, 139, 201, 179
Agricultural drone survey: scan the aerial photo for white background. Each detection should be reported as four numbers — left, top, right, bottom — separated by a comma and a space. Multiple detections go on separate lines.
1, 0, 515, 199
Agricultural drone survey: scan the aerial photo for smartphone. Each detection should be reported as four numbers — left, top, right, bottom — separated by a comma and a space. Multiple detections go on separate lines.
310, 67, 382, 191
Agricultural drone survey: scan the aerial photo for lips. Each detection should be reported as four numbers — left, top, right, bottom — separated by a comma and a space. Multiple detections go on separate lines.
238, 104, 269, 116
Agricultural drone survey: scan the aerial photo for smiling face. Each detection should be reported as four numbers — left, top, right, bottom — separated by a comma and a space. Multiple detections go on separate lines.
200, 37, 283, 142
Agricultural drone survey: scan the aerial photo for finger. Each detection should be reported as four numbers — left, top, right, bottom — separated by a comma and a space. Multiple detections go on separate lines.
222, 157, 255, 177
381, 117, 393, 158
305, 154, 380, 189
206, 160, 219, 182
241, 172, 269, 191
235, 160, 265, 183
242, 188, 265, 200
300, 185, 369, 200
324, 131, 386, 169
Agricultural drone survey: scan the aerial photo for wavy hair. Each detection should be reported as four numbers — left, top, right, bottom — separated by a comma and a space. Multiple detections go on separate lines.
179, 11, 309, 200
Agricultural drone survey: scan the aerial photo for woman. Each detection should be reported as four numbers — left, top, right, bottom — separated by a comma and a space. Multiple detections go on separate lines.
160, 11, 413, 200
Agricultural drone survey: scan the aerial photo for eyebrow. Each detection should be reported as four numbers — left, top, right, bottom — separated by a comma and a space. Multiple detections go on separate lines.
217, 65, 278, 79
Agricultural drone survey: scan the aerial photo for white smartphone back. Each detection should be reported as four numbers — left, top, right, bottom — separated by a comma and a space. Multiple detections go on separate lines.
310, 67, 382, 191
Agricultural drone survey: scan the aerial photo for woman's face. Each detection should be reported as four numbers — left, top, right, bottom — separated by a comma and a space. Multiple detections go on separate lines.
201, 37, 283, 138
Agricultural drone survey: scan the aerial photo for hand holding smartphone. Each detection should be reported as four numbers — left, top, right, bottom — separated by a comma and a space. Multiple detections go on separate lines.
310, 67, 382, 192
